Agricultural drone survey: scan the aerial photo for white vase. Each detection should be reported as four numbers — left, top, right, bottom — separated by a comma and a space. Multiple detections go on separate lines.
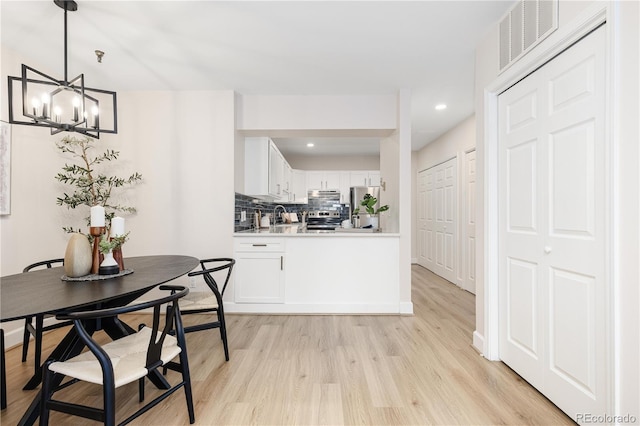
360, 214, 379, 229
63, 233, 92, 277
99, 250, 120, 275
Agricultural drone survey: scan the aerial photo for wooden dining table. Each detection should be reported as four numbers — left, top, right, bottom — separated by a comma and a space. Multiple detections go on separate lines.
0, 254, 199, 426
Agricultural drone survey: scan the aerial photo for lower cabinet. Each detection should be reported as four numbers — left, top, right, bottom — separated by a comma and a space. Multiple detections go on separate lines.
234, 239, 285, 303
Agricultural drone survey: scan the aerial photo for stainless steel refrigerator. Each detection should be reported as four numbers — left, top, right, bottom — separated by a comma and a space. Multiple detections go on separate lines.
350, 186, 380, 226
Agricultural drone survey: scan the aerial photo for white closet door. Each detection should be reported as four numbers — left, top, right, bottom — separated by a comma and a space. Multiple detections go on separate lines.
418, 158, 457, 284
417, 169, 430, 266
499, 26, 607, 420
463, 150, 476, 294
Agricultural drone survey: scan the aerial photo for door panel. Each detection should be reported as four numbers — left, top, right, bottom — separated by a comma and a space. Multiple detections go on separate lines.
549, 120, 596, 237
463, 150, 476, 293
499, 26, 606, 421
418, 158, 457, 284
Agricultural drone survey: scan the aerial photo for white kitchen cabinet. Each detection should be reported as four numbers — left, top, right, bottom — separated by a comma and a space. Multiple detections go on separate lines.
245, 137, 292, 200
234, 239, 285, 303
307, 171, 341, 190
268, 143, 284, 197
282, 162, 292, 202
339, 171, 351, 203
292, 169, 307, 203
349, 170, 380, 187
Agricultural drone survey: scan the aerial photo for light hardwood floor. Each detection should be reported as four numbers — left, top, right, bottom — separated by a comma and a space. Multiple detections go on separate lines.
1, 265, 574, 425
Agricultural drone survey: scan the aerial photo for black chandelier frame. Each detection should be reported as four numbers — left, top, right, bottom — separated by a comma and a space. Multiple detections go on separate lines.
7, 0, 117, 139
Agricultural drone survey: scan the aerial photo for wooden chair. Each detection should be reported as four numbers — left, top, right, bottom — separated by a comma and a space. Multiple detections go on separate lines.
39, 285, 195, 426
22, 259, 73, 379
178, 258, 235, 361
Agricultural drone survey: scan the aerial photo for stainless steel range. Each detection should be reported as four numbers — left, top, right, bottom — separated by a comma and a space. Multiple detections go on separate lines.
306, 210, 341, 230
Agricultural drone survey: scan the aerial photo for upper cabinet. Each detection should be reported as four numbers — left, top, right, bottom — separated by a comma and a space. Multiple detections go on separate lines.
306, 171, 341, 190
245, 137, 291, 201
349, 170, 380, 187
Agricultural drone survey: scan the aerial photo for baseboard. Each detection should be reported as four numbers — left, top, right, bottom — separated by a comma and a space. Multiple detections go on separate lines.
473, 330, 485, 355
399, 302, 414, 315
411, 257, 418, 264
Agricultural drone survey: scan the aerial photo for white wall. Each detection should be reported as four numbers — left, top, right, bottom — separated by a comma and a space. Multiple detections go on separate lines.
413, 115, 476, 290
238, 94, 397, 131
1, 45, 238, 346
285, 154, 379, 171
474, 0, 639, 417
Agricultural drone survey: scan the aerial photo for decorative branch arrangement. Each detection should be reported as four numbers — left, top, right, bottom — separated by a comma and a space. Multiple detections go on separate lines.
55, 135, 142, 234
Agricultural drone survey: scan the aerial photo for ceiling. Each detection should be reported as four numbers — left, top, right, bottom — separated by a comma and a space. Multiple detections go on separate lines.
1, 0, 514, 155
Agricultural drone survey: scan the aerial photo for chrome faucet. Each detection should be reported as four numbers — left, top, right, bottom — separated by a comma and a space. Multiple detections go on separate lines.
273, 204, 287, 226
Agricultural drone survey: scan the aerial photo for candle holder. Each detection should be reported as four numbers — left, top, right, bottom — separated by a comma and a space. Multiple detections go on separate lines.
112, 245, 125, 271
89, 226, 105, 274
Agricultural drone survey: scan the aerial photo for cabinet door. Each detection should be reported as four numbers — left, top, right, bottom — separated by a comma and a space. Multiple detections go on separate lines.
281, 162, 292, 201
306, 171, 324, 190
350, 171, 369, 187
367, 171, 380, 186
268, 144, 283, 197
324, 171, 341, 190
292, 169, 307, 203
235, 252, 285, 303
339, 171, 351, 203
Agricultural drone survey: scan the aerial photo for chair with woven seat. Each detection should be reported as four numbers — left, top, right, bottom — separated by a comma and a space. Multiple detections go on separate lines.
22, 259, 73, 379
40, 284, 195, 426
178, 258, 235, 361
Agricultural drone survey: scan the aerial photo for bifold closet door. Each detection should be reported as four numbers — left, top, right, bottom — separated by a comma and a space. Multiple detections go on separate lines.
498, 26, 607, 420
418, 158, 457, 284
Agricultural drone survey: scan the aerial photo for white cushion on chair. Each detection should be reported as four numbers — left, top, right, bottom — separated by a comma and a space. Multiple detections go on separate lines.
178, 292, 219, 311
48, 327, 181, 388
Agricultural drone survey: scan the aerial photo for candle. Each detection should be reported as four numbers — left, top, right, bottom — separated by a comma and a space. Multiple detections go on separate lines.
111, 216, 125, 237
72, 97, 80, 122
31, 97, 39, 116
91, 105, 99, 129
53, 106, 62, 123
90, 205, 105, 227
41, 94, 50, 118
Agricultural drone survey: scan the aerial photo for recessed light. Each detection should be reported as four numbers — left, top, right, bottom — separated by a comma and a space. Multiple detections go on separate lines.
435, 104, 447, 110
307, 143, 314, 148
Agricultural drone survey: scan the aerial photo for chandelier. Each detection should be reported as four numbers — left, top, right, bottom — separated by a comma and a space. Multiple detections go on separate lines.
7, 0, 117, 139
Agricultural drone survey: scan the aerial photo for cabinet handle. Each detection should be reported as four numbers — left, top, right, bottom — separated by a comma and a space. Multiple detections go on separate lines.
364, 178, 366, 186
280, 256, 283, 270
252, 244, 267, 247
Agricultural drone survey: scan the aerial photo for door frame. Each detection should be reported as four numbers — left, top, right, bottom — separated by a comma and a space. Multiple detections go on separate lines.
482, 0, 614, 409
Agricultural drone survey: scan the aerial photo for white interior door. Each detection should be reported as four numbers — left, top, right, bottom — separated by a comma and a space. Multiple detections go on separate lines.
498, 26, 607, 421
462, 150, 476, 294
418, 158, 457, 284
417, 170, 429, 266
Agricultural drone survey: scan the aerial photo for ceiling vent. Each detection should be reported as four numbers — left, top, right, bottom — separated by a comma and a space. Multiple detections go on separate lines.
499, 0, 558, 72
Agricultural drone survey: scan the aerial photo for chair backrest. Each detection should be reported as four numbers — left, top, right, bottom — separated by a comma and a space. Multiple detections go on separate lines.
189, 258, 235, 297
56, 285, 189, 373
23, 258, 64, 272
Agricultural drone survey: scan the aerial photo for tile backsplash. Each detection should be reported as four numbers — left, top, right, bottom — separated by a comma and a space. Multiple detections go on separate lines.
234, 193, 349, 231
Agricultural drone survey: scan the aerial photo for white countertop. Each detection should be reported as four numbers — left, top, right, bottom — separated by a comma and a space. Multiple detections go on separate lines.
234, 225, 399, 237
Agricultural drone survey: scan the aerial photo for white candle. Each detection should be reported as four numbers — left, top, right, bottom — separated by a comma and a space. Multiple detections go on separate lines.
72, 97, 80, 121
111, 216, 125, 237
41, 94, 50, 118
90, 205, 105, 227
91, 105, 99, 129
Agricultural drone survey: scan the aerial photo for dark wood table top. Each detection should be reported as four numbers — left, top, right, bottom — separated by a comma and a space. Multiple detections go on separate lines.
0, 255, 199, 322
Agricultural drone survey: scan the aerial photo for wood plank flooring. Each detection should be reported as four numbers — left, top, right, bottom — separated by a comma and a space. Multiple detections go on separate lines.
1, 265, 573, 425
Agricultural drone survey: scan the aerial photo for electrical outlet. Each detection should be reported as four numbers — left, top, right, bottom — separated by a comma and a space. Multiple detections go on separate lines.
189, 276, 197, 288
